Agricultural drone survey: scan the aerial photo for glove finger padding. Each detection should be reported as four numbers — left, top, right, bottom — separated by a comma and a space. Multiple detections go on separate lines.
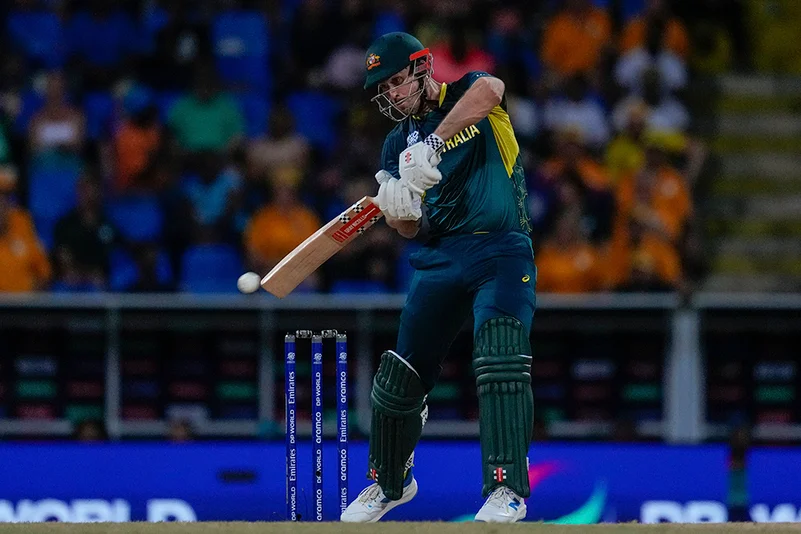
375, 169, 393, 186
405, 164, 441, 196
378, 178, 421, 221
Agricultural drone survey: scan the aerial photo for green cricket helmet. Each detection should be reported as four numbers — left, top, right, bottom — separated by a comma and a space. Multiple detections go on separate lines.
364, 32, 433, 122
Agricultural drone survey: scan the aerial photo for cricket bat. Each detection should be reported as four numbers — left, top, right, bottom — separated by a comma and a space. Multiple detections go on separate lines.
260, 196, 383, 298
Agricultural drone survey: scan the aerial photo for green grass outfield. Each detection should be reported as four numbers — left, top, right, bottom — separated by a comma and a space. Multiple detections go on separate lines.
0, 523, 799, 534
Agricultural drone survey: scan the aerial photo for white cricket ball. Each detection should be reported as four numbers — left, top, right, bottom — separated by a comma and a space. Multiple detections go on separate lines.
237, 272, 261, 294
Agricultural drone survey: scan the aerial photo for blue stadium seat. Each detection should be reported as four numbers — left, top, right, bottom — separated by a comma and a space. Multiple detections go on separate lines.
50, 280, 103, 293
109, 248, 173, 291
330, 280, 389, 294
234, 92, 270, 138
286, 91, 341, 155
179, 244, 243, 293
6, 10, 66, 68
83, 91, 115, 140
107, 195, 164, 243
28, 158, 82, 249
212, 11, 271, 92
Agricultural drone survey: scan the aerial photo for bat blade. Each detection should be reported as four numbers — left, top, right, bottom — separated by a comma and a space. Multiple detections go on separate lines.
260, 196, 383, 298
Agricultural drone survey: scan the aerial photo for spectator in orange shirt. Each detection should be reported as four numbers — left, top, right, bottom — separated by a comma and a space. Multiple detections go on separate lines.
244, 171, 321, 287
619, 140, 692, 244
607, 138, 691, 288
607, 217, 683, 290
541, 0, 612, 80
620, 0, 690, 59
0, 167, 51, 292
542, 129, 611, 191
536, 207, 605, 293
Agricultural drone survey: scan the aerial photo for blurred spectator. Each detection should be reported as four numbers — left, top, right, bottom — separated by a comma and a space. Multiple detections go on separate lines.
28, 71, 86, 158
167, 66, 244, 155
288, 0, 343, 87
535, 207, 605, 293
244, 173, 321, 279
140, 0, 212, 91
73, 418, 107, 442
608, 137, 691, 289
66, 0, 142, 90
126, 244, 174, 292
486, 6, 541, 91
543, 74, 609, 150
612, 69, 689, 133
0, 53, 29, 143
0, 166, 51, 292
52, 173, 119, 291
430, 21, 495, 84
623, 137, 692, 243
181, 151, 243, 244
541, 0, 612, 81
112, 86, 163, 194
620, 0, 690, 59
324, 29, 370, 91
606, 101, 647, 184
246, 105, 310, 186
611, 95, 707, 189
168, 418, 195, 442
540, 129, 615, 243
615, 19, 687, 96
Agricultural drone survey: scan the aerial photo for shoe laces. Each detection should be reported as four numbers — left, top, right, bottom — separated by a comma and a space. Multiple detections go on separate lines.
357, 483, 384, 504
487, 486, 519, 507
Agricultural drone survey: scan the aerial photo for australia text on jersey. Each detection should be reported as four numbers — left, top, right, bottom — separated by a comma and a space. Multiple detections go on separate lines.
441, 124, 481, 154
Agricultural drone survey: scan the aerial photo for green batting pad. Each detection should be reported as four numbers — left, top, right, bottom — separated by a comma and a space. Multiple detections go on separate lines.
369, 351, 426, 500
473, 317, 533, 498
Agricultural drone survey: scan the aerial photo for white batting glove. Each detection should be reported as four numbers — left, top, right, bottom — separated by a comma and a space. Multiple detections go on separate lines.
375, 169, 393, 185
376, 175, 421, 221
399, 134, 444, 196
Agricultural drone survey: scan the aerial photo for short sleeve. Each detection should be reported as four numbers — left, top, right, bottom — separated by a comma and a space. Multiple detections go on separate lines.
380, 128, 405, 180
447, 71, 494, 99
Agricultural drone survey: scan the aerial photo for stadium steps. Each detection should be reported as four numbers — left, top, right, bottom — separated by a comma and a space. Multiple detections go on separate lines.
703, 74, 801, 292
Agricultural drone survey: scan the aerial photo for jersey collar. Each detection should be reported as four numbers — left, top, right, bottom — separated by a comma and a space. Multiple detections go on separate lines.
411, 82, 448, 120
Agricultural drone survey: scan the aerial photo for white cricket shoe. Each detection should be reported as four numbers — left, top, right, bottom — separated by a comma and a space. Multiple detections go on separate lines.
340, 474, 418, 522
474, 486, 527, 522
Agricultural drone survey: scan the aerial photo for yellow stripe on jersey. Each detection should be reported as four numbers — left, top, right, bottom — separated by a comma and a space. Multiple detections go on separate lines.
438, 82, 447, 107
487, 104, 519, 177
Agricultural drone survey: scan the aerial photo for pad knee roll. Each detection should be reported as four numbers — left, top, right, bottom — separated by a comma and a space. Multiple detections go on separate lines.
473, 317, 534, 498
369, 351, 426, 500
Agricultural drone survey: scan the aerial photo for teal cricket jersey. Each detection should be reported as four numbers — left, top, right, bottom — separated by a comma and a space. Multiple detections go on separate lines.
380, 71, 531, 238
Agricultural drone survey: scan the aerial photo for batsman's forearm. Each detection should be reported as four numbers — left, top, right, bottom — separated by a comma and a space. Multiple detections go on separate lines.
433, 77, 504, 141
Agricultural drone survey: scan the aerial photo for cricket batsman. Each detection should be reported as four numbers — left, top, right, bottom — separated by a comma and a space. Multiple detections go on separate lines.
340, 32, 536, 523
